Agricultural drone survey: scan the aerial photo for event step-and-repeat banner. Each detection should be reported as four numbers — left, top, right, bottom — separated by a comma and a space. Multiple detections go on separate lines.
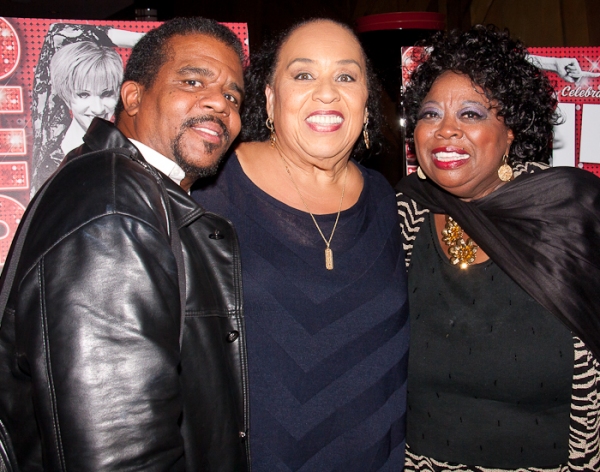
0, 17, 248, 268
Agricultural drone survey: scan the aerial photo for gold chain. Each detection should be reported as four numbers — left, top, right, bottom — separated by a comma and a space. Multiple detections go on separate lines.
275, 144, 348, 270
441, 216, 478, 269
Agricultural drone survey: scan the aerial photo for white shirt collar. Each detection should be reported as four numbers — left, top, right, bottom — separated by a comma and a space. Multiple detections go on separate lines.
128, 138, 186, 187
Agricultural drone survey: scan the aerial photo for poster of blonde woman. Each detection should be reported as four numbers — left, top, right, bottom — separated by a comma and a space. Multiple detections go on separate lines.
29, 24, 141, 195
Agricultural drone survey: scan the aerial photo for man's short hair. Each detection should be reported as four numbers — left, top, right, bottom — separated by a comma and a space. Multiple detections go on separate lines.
50, 41, 123, 106
114, 17, 245, 119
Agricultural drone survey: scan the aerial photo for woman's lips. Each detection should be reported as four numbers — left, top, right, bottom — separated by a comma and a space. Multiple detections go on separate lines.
431, 148, 469, 169
305, 111, 344, 132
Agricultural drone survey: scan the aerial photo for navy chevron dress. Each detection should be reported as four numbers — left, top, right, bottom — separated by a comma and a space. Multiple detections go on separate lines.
192, 154, 409, 471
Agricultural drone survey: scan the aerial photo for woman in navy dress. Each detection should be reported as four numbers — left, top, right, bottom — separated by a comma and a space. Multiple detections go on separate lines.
193, 18, 409, 472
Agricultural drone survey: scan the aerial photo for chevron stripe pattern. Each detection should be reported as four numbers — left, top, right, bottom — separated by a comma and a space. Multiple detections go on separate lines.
193, 156, 409, 471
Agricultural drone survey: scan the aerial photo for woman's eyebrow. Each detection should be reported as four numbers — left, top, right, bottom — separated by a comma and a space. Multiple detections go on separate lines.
285, 58, 362, 69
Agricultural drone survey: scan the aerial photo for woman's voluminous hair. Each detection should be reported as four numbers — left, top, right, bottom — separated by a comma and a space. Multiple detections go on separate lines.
403, 24, 559, 164
50, 41, 123, 105
240, 18, 385, 160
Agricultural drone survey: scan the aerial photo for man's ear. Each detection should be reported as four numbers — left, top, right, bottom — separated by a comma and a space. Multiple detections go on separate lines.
120, 81, 143, 117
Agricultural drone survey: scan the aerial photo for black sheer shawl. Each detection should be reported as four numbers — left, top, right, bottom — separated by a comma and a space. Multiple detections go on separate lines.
397, 167, 600, 359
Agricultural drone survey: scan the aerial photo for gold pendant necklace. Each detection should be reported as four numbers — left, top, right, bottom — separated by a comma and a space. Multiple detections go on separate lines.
276, 144, 348, 270
441, 216, 478, 269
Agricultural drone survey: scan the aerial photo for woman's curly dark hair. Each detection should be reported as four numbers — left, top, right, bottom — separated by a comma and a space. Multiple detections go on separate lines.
403, 24, 559, 164
240, 18, 385, 160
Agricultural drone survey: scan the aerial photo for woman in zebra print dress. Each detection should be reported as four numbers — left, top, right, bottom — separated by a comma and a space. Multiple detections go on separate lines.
397, 25, 600, 471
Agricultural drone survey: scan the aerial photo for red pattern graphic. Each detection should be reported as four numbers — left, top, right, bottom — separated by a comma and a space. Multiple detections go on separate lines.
0, 18, 20, 80
0, 86, 23, 113
0, 162, 28, 190
0, 129, 26, 155
0, 195, 25, 266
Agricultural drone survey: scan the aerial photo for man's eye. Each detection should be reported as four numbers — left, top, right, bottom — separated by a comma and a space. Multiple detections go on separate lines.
185, 80, 202, 87
225, 94, 239, 105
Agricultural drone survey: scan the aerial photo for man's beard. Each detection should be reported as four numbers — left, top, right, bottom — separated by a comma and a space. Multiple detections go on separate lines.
171, 115, 231, 179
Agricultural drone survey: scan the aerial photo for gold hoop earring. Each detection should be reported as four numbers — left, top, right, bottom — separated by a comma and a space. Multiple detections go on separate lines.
416, 166, 426, 180
497, 154, 513, 182
265, 117, 276, 147
362, 117, 370, 150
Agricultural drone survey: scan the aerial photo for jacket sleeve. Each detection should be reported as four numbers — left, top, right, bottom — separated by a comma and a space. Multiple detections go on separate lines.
15, 212, 185, 471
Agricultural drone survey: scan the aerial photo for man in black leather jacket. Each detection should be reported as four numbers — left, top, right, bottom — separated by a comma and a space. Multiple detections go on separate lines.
0, 18, 250, 471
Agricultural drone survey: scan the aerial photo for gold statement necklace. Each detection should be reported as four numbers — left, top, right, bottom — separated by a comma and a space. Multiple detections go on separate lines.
276, 144, 348, 270
441, 216, 478, 269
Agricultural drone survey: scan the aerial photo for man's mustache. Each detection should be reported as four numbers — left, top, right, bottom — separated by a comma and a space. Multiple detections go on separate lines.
182, 115, 230, 143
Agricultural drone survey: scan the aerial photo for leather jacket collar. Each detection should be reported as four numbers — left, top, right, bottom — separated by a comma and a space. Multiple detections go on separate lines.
79, 118, 206, 228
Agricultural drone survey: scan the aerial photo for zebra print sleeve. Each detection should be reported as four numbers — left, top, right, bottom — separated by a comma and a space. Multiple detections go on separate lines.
396, 191, 428, 268
567, 337, 600, 470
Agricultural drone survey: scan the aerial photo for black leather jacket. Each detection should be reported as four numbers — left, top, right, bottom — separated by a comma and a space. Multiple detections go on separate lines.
0, 119, 250, 471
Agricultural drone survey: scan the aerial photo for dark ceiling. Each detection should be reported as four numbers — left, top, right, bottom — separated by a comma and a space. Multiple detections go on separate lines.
7, 0, 595, 52
3, 0, 382, 55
